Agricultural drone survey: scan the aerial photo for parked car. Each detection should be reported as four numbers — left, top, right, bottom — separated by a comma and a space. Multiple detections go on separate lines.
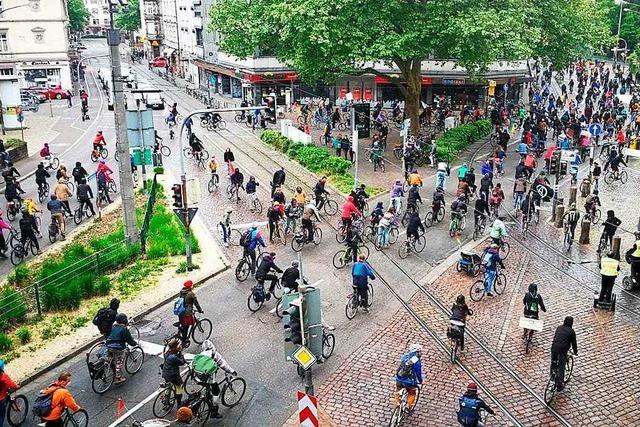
27, 85, 69, 100
21, 89, 46, 103
149, 57, 168, 68
20, 93, 40, 112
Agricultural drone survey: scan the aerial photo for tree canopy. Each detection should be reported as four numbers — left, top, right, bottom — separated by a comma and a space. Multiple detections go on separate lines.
67, 0, 90, 33
115, 0, 141, 32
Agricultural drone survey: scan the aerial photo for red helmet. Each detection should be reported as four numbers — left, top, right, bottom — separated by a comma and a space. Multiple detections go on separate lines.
183, 280, 193, 289
467, 382, 477, 391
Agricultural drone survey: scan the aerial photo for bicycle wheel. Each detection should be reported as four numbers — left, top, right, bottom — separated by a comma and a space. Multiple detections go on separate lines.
335, 227, 347, 244
207, 178, 217, 194
291, 235, 304, 252
345, 295, 358, 319
252, 198, 263, 214
125, 346, 144, 374
101, 148, 109, 159
322, 333, 335, 359
64, 409, 89, 427
86, 342, 106, 366
91, 362, 115, 394
398, 242, 410, 259
494, 273, 507, 295
388, 406, 403, 427
449, 219, 457, 237
128, 324, 140, 341
313, 227, 322, 245
10, 247, 24, 266
161, 145, 171, 157
51, 157, 60, 169
414, 235, 426, 253
183, 371, 204, 395
424, 212, 434, 228
470, 280, 486, 302
499, 241, 510, 259
247, 288, 264, 312
201, 149, 210, 160
191, 318, 213, 344
324, 199, 338, 215
544, 378, 556, 405
48, 223, 58, 243
332, 250, 347, 269
230, 229, 242, 246
193, 399, 212, 426
389, 227, 399, 244
7, 394, 28, 426
564, 356, 574, 384
436, 207, 445, 222
235, 259, 250, 282
73, 208, 83, 225
366, 283, 374, 307
152, 386, 176, 418
218, 120, 227, 130
183, 147, 193, 159
221, 377, 247, 407
604, 171, 614, 184
525, 330, 533, 354
620, 170, 628, 184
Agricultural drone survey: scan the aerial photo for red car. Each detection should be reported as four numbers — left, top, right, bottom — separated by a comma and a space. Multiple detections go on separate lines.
149, 57, 168, 68
28, 85, 69, 100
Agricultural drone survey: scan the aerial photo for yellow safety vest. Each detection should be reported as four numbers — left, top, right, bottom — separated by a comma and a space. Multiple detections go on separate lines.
601, 257, 619, 277
633, 240, 640, 258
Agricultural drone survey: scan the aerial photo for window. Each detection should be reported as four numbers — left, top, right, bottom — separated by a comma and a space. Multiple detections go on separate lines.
0, 68, 14, 76
0, 34, 8, 53
196, 28, 203, 46
92, 19, 99, 25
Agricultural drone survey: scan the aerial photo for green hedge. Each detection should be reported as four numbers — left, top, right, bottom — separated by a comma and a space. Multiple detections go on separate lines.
260, 130, 383, 196
435, 120, 492, 162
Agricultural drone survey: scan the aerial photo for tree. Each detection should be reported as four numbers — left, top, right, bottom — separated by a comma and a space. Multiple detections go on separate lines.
210, 0, 610, 134
115, 0, 141, 33
67, 0, 90, 33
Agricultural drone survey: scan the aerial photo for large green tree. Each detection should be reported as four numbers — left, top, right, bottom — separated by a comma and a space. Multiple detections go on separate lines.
115, 0, 141, 32
210, 0, 610, 134
67, 0, 90, 33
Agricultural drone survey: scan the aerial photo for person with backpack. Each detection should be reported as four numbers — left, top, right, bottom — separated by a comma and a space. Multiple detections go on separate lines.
457, 382, 495, 426
105, 313, 138, 384
449, 295, 473, 351
393, 343, 423, 410
162, 339, 187, 407
0, 360, 18, 427
220, 207, 233, 247
352, 254, 375, 311
71, 162, 88, 186
196, 340, 237, 420
35, 163, 51, 194
170, 406, 193, 426
241, 223, 265, 276
255, 252, 283, 301
92, 298, 120, 337
522, 283, 546, 338
175, 280, 203, 345
36, 371, 81, 427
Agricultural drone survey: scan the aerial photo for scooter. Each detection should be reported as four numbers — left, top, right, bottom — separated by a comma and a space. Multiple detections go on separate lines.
593, 290, 616, 311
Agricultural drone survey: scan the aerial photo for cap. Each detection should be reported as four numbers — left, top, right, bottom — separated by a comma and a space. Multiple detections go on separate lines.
183, 280, 193, 289
176, 406, 193, 421
467, 382, 478, 391
409, 343, 422, 353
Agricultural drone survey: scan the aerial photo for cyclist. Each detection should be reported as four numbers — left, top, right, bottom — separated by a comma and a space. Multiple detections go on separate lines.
370, 201, 384, 228
23, 198, 41, 236
271, 167, 286, 198
162, 338, 187, 407
584, 190, 601, 219
479, 173, 493, 203
176, 280, 203, 344
189, 134, 205, 160
449, 295, 473, 350
208, 155, 219, 186
96, 165, 113, 204
354, 184, 369, 212
480, 159, 493, 177
518, 138, 529, 159
293, 186, 307, 205
341, 195, 361, 229
302, 199, 320, 243
432, 186, 445, 217
314, 176, 329, 210
457, 179, 471, 203
267, 202, 284, 242
272, 186, 286, 205
406, 210, 424, 245
408, 169, 423, 187
591, 161, 602, 190
105, 313, 138, 385
390, 179, 404, 214
345, 217, 362, 263
171, 406, 193, 427
230, 167, 245, 193
451, 195, 468, 227
46, 195, 65, 240
550, 317, 578, 391
599, 251, 620, 304
39, 142, 51, 160
76, 178, 95, 217
53, 178, 72, 217
521, 192, 537, 225
482, 243, 504, 297
71, 161, 88, 186
377, 208, 396, 248
436, 162, 448, 188
608, 151, 627, 177
473, 196, 490, 231
284, 199, 301, 234
489, 217, 507, 246
562, 203, 580, 241
282, 260, 307, 292
246, 176, 259, 211
406, 184, 422, 213
370, 141, 383, 170
464, 167, 476, 194
38, 371, 81, 427
601, 210, 622, 249
56, 164, 70, 182
255, 252, 283, 301
458, 162, 469, 183
199, 340, 238, 420
0, 359, 18, 426
92, 130, 106, 158
220, 207, 233, 247
245, 223, 266, 275
457, 382, 495, 426
522, 283, 546, 338
352, 254, 375, 311
393, 343, 423, 409
513, 176, 527, 210
92, 298, 120, 337
523, 152, 537, 179
35, 163, 51, 194
489, 183, 505, 214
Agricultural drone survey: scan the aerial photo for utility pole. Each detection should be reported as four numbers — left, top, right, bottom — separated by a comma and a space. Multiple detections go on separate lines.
109, 1, 139, 244
173, 0, 182, 78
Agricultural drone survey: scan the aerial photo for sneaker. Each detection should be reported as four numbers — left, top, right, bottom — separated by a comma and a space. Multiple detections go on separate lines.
224, 242, 229, 248
115, 378, 127, 385
487, 293, 493, 297
265, 292, 272, 302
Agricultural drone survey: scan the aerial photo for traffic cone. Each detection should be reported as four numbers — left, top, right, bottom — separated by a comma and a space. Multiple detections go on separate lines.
116, 398, 125, 418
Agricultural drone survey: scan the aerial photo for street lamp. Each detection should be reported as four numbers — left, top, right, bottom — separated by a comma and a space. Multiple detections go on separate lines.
0, 1, 40, 17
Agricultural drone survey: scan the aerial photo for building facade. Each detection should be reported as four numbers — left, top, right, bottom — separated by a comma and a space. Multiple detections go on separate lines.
138, 0, 163, 58
84, 0, 111, 36
0, 0, 72, 128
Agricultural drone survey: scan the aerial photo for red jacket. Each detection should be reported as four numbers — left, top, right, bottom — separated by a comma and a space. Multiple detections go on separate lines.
341, 196, 360, 220
0, 372, 18, 400
96, 163, 112, 175
93, 133, 106, 145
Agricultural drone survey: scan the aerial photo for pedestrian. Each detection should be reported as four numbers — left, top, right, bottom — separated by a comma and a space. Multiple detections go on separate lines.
332, 133, 342, 157
340, 136, 350, 160
37, 371, 81, 427
66, 91, 72, 108
271, 167, 286, 198
599, 251, 620, 304
223, 148, 235, 174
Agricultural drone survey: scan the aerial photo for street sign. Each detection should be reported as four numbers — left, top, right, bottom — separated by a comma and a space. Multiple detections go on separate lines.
174, 207, 199, 227
126, 109, 155, 148
560, 149, 576, 162
292, 345, 316, 370
186, 177, 201, 204
519, 317, 544, 332
588, 123, 602, 137
132, 147, 152, 166
297, 391, 319, 427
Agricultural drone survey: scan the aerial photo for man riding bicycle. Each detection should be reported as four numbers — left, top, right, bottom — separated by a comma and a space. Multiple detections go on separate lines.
255, 252, 283, 301
489, 217, 507, 246
105, 313, 138, 384
562, 204, 580, 241
406, 210, 424, 244
314, 177, 329, 210
584, 190, 601, 219
47, 194, 66, 240
522, 283, 546, 338
451, 195, 468, 224
176, 280, 203, 345
393, 343, 423, 409
457, 382, 495, 426
473, 196, 490, 230
550, 317, 578, 391
406, 184, 422, 213
302, 200, 321, 243
208, 156, 219, 185
35, 163, 51, 194
482, 243, 504, 297
352, 254, 375, 311
189, 134, 205, 159
432, 186, 445, 217
92, 131, 106, 157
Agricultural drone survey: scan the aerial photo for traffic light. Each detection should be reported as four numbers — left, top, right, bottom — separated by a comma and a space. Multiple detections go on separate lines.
282, 292, 302, 359
559, 161, 568, 176
304, 288, 324, 361
172, 184, 183, 208
549, 151, 560, 175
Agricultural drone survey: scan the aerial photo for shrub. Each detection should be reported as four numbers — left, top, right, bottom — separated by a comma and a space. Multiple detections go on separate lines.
154, 166, 165, 174
96, 276, 112, 295
0, 287, 28, 331
8, 265, 31, 288
15, 327, 31, 345
0, 333, 12, 352
435, 119, 492, 161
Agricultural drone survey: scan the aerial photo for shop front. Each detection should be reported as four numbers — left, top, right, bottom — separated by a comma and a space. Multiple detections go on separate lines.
19, 60, 72, 91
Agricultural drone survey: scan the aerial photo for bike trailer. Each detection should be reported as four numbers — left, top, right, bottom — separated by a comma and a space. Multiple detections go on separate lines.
457, 251, 481, 275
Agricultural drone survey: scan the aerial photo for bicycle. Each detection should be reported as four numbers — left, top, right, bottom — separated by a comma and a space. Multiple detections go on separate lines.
373, 224, 399, 250
400, 204, 420, 227
6, 200, 22, 222
73, 202, 94, 225
38, 182, 50, 203
448, 319, 466, 363
226, 183, 242, 203
248, 193, 263, 214
472, 215, 486, 241
291, 225, 322, 252
248, 276, 282, 312
603, 168, 628, 185
61, 407, 89, 427
317, 194, 339, 216
469, 268, 506, 301
332, 243, 370, 269
206, 119, 227, 132
345, 283, 373, 319
322, 327, 336, 360
373, 156, 385, 172
563, 221, 574, 250
449, 212, 466, 237
88, 344, 145, 394
5, 390, 28, 427
207, 173, 220, 193
597, 231, 611, 255
544, 354, 574, 404
183, 147, 210, 161
423, 204, 445, 227
48, 217, 63, 243
10, 238, 38, 265
389, 385, 420, 427
152, 378, 182, 418
162, 314, 213, 352
397, 233, 426, 259
189, 373, 247, 425
90, 145, 109, 162
44, 154, 60, 171
193, 152, 206, 169
62, 178, 75, 196
156, 142, 171, 157
584, 206, 601, 224
270, 220, 287, 245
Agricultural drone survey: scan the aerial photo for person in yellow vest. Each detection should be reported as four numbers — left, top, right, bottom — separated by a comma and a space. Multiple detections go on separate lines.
599, 252, 620, 303
626, 235, 640, 286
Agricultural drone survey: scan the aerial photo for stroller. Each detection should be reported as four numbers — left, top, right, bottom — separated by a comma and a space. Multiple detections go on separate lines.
456, 251, 482, 277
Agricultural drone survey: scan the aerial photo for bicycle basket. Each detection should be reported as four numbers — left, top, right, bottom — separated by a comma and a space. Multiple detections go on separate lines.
87, 360, 105, 380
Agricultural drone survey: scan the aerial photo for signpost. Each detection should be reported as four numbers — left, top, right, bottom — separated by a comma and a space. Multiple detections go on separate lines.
588, 123, 603, 137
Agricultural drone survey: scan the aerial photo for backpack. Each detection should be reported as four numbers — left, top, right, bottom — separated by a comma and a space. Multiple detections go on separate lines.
92, 307, 110, 327
192, 354, 218, 381
173, 296, 186, 316
39, 148, 48, 157
395, 354, 418, 380
457, 395, 480, 426
32, 387, 60, 418
239, 230, 252, 248
253, 285, 265, 303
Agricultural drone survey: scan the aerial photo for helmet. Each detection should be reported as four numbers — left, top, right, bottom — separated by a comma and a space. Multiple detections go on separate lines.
409, 343, 422, 353
183, 280, 193, 289
467, 382, 478, 391
291, 260, 299, 267
176, 406, 193, 422
225, 207, 233, 213
115, 313, 128, 324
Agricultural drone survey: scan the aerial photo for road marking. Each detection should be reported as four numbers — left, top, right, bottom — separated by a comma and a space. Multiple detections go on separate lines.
136, 339, 196, 360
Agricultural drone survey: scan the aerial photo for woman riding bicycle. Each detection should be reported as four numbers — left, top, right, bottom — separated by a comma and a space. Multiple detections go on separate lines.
522, 283, 546, 338
449, 295, 473, 351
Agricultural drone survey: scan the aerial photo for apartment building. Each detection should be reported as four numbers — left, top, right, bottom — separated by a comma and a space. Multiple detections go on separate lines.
84, 0, 111, 36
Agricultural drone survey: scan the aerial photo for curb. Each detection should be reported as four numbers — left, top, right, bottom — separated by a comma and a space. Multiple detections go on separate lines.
17, 263, 229, 388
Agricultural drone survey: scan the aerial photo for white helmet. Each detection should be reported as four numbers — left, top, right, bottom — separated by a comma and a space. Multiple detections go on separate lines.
201, 339, 216, 353
409, 343, 423, 353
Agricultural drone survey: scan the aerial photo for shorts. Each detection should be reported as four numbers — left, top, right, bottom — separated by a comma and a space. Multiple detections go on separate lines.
179, 315, 195, 327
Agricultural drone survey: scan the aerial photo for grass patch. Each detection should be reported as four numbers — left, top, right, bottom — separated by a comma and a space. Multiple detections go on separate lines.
15, 327, 31, 345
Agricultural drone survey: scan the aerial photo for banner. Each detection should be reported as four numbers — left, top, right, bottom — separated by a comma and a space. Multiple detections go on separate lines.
353, 103, 370, 138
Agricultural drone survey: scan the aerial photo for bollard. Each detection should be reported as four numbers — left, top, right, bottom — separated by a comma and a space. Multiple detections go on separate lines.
612, 236, 622, 260
579, 219, 591, 244
580, 179, 591, 198
569, 186, 578, 206
552, 197, 564, 223
555, 205, 565, 228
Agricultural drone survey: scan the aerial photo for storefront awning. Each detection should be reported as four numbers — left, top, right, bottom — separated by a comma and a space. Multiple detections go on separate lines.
193, 59, 298, 83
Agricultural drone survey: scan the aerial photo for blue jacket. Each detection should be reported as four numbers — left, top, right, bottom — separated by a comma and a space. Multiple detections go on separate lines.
105, 324, 137, 350
518, 142, 528, 155
248, 229, 265, 250
482, 248, 503, 271
395, 351, 423, 386
352, 261, 375, 288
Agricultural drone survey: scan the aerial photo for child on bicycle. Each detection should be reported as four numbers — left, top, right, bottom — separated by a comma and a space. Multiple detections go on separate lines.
162, 339, 187, 407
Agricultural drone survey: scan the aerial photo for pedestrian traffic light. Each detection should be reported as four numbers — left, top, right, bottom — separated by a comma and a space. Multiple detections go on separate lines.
559, 161, 568, 176
550, 151, 560, 175
282, 292, 302, 360
172, 184, 183, 208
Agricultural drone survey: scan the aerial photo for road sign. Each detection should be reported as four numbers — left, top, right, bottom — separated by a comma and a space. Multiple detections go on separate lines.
174, 207, 198, 227
588, 123, 602, 137
292, 345, 316, 370
560, 149, 576, 162
297, 391, 319, 427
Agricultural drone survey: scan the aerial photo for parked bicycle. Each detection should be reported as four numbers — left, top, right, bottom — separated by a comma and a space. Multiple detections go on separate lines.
87, 344, 144, 394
